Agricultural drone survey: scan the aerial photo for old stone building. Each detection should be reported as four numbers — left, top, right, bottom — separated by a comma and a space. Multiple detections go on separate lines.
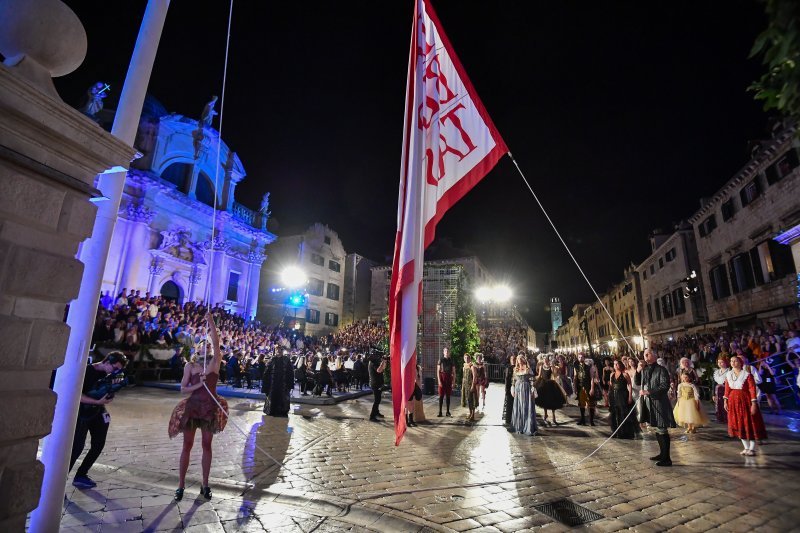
555, 303, 589, 353
342, 253, 378, 326
0, 5, 135, 529
689, 126, 799, 327
258, 223, 345, 336
636, 224, 706, 340
102, 103, 276, 319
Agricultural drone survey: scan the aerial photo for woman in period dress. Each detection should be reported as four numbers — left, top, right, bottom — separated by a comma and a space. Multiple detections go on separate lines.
555, 354, 573, 399
461, 354, 478, 423
608, 360, 636, 439
511, 355, 538, 436
724, 355, 768, 456
168, 312, 228, 501
713, 355, 729, 423
502, 354, 517, 426
535, 355, 567, 426
473, 353, 489, 411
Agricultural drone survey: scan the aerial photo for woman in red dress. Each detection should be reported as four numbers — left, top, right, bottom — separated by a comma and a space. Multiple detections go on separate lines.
723, 355, 767, 456
168, 312, 228, 500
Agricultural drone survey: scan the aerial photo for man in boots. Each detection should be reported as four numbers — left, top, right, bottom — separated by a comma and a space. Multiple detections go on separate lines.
573, 353, 598, 425
437, 347, 455, 417
636, 348, 676, 466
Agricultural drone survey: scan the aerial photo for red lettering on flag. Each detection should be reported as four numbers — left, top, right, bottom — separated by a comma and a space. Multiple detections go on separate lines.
390, 0, 508, 446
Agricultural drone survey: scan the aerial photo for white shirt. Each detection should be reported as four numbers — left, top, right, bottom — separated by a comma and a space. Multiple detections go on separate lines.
713, 368, 729, 385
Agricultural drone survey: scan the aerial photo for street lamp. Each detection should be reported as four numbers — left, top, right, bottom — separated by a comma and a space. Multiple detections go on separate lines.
281, 266, 307, 288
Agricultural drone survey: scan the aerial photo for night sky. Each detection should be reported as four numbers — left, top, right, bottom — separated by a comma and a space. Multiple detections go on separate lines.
56, 1, 771, 331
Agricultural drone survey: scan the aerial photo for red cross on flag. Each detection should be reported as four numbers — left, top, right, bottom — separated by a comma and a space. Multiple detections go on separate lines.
390, 0, 508, 445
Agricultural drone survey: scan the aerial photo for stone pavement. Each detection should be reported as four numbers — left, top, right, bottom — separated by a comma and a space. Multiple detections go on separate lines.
40, 384, 800, 532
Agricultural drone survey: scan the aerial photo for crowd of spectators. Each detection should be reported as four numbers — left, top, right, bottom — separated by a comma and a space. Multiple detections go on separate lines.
331, 320, 387, 354
478, 325, 527, 363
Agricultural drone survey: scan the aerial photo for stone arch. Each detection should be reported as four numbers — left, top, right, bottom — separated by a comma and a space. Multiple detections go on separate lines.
160, 280, 184, 303
195, 171, 220, 209
160, 161, 192, 193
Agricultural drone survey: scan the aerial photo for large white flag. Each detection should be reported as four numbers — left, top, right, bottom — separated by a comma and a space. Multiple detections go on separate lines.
390, 0, 507, 445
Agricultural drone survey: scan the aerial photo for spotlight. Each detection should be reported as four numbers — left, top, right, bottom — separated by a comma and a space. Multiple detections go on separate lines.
281, 266, 307, 288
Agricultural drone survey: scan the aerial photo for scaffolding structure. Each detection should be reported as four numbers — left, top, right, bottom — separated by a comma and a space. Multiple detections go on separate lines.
419, 263, 465, 382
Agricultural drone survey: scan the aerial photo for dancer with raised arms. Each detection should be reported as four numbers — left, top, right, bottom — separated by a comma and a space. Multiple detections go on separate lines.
168, 312, 228, 501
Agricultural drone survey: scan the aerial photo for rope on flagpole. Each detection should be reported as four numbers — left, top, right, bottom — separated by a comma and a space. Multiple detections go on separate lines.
507, 152, 636, 355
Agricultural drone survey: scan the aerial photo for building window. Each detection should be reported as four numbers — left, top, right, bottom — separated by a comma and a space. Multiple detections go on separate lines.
766, 150, 799, 185
646, 302, 653, 323
665, 248, 676, 262
661, 294, 673, 318
326, 283, 340, 301
325, 312, 339, 326
721, 198, 736, 221
751, 240, 796, 284
658, 258, 664, 268
672, 288, 686, 315
709, 264, 731, 300
649, 264, 655, 275
643, 270, 648, 281
654, 300, 662, 321
739, 179, 761, 207
728, 253, 756, 294
306, 309, 320, 324
310, 253, 325, 266
308, 277, 324, 296
699, 214, 717, 237
227, 271, 240, 302
328, 260, 341, 272
324, 235, 331, 245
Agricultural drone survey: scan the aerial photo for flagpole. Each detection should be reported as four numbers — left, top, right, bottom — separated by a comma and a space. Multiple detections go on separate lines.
30, 2, 170, 530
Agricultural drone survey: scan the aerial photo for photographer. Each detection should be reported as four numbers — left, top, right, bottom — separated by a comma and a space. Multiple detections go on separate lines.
70, 351, 128, 489
368, 353, 388, 421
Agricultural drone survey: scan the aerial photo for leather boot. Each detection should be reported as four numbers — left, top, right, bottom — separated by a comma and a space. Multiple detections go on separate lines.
650, 433, 664, 461
578, 408, 586, 425
656, 433, 672, 466
589, 408, 596, 426
408, 413, 416, 427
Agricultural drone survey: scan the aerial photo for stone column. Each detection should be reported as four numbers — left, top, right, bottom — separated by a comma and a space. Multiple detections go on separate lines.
147, 256, 165, 295
245, 248, 266, 320
30, 1, 170, 531
188, 265, 203, 302
118, 202, 155, 292
0, 1, 136, 530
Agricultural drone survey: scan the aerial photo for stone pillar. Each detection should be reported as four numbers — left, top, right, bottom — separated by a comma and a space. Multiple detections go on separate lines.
147, 256, 165, 295
245, 248, 266, 320
0, 2, 136, 530
188, 265, 203, 302
118, 203, 155, 292
29, 1, 169, 531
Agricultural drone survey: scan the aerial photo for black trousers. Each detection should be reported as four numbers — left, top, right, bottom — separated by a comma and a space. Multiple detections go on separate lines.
70, 412, 109, 477
370, 388, 382, 417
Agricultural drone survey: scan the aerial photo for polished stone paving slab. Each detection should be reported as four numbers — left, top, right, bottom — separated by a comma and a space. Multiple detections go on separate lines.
35, 385, 800, 532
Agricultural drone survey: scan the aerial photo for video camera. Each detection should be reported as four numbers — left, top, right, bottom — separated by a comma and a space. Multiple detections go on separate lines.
85, 368, 129, 401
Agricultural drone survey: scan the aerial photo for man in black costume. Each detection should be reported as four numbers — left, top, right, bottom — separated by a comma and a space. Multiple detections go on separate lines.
262, 350, 294, 417
368, 353, 387, 421
573, 353, 598, 425
635, 348, 676, 466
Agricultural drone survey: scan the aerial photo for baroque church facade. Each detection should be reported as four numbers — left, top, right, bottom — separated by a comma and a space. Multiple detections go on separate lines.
102, 97, 276, 318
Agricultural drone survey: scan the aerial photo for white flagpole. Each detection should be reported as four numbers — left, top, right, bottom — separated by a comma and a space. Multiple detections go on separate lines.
30, 2, 170, 530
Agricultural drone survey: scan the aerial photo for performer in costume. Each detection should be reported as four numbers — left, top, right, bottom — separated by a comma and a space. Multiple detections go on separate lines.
673, 370, 709, 433
461, 354, 477, 423
406, 363, 423, 427
437, 347, 455, 417
262, 350, 294, 417
573, 353, 598, 426
502, 354, 517, 427
712, 355, 730, 423
535, 354, 567, 426
724, 354, 767, 456
608, 359, 636, 439
169, 312, 228, 501
473, 353, 488, 411
635, 348, 676, 466
511, 355, 537, 436
555, 354, 573, 399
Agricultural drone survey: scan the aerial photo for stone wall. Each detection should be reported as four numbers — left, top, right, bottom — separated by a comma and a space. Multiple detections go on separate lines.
0, 65, 134, 530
